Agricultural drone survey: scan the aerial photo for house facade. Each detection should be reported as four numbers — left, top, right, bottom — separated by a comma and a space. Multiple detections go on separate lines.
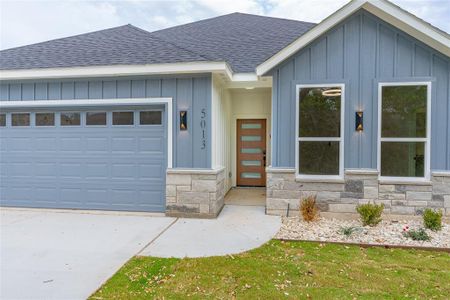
1, 0, 449, 218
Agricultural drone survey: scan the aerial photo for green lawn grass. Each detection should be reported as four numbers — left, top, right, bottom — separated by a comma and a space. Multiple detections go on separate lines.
90, 241, 450, 299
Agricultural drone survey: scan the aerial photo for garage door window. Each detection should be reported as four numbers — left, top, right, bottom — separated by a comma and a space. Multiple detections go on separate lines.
61, 112, 81, 126
36, 113, 55, 126
86, 112, 107, 126
0, 114, 5, 126
113, 112, 134, 125
140, 111, 162, 125
11, 113, 30, 126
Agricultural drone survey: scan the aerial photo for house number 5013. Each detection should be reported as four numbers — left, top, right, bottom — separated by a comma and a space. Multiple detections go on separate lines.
200, 108, 206, 150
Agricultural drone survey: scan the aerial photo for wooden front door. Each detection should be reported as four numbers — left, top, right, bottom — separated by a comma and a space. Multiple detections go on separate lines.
237, 119, 266, 186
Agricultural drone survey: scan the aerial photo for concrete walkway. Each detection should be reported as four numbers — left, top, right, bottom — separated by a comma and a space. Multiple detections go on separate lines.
141, 205, 281, 258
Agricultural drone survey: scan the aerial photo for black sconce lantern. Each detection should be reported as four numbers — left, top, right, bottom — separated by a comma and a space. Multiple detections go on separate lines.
180, 111, 187, 131
355, 111, 363, 131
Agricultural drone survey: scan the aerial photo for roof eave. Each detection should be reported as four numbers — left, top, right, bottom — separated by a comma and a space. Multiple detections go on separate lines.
0, 61, 234, 81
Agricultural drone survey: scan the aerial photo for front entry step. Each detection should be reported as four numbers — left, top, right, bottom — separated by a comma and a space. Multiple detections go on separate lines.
224, 187, 266, 206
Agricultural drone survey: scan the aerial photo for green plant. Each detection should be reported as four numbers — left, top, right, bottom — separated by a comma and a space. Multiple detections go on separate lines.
338, 226, 362, 237
402, 227, 431, 241
356, 203, 384, 226
422, 208, 442, 231
300, 195, 319, 222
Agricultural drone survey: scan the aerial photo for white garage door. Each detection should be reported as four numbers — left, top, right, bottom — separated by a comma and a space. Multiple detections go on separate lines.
0, 102, 168, 212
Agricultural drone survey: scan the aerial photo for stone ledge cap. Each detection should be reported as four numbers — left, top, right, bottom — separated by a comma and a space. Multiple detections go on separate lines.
266, 167, 295, 174
431, 171, 450, 177
295, 177, 345, 183
345, 168, 379, 175
167, 167, 225, 175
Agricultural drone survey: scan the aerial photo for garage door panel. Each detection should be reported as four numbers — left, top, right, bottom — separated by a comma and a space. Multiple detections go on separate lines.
111, 164, 136, 179
60, 163, 83, 178
139, 137, 164, 152
1, 185, 32, 202
35, 163, 58, 177
9, 163, 31, 177
139, 164, 163, 179
85, 163, 110, 179
86, 189, 109, 205
8, 137, 30, 151
60, 137, 83, 151
86, 137, 109, 152
111, 137, 136, 152
35, 137, 57, 151
0, 107, 167, 212
35, 187, 59, 203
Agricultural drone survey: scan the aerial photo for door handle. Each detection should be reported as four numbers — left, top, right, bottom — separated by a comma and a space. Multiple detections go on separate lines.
262, 150, 266, 167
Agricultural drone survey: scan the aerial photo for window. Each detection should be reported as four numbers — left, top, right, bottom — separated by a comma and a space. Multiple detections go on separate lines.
11, 113, 30, 126
296, 85, 344, 178
113, 112, 134, 125
0, 114, 5, 126
140, 111, 162, 125
36, 113, 55, 126
378, 83, 430, 180
86, 112, 107, 126
61, 112, 81, 126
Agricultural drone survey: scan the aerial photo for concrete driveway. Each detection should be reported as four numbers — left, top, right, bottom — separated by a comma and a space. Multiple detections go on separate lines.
1, 205, 281, 299
0, 208, 175, 300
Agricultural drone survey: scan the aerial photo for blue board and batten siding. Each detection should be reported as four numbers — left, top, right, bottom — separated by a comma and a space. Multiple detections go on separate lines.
0, 74, 212, 169
271, 10, 450, 171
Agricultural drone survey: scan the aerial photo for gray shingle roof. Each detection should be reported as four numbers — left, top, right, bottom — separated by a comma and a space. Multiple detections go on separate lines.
0, 13, 315, 73
152, 13, 315, 72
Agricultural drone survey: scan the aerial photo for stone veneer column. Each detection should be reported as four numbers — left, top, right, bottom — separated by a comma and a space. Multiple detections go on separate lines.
165, 167, 226, 218
431, 171, 450, 216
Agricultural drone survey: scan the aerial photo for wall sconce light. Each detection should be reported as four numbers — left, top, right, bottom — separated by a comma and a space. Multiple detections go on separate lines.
355, 111, 363, 131
180, 111, 187, 131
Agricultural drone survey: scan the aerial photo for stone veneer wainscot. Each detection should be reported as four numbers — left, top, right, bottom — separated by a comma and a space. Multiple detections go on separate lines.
166, 168, 226, 218
266, 167, 450, 217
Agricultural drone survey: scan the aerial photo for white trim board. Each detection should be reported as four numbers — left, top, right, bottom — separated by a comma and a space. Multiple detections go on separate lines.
0, 62, 233, 81
256, 0, 450, 75
377, 81, 431, 182
0, 97, 174, 169
0, 61, 265, 84
295, 83, 345, 181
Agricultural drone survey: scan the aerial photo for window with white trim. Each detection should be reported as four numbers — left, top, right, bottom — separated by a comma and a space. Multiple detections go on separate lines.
378, 83, 430, 179
296, 85, 344, 178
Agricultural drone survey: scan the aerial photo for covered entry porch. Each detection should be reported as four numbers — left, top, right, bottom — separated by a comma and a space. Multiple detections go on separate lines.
211, 74, 272, 204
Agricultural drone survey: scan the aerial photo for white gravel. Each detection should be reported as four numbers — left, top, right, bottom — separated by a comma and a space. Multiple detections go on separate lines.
276, 217, 450, 248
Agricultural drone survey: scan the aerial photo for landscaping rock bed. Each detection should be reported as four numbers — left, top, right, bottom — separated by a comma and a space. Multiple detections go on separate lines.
276, 217, 450, 249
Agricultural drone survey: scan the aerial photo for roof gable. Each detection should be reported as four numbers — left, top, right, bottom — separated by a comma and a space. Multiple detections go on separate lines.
256, 0, 450, 75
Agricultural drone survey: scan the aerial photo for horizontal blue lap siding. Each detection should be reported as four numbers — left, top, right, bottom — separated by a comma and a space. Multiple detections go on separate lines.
271, 10, 450, 171
0, 74, 212, 168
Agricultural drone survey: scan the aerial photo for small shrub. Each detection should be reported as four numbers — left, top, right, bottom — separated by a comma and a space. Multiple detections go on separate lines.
356, 203, 384, 226
423, 208, 442, 231
402, 227, 431, 241
338, 226, 362, 237
300, 195, 319, 222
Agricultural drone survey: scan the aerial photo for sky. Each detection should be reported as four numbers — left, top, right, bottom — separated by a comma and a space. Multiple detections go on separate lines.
0, 0, 449, 50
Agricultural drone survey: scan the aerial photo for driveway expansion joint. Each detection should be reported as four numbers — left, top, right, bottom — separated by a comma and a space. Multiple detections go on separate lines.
137, 217, 179, 255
